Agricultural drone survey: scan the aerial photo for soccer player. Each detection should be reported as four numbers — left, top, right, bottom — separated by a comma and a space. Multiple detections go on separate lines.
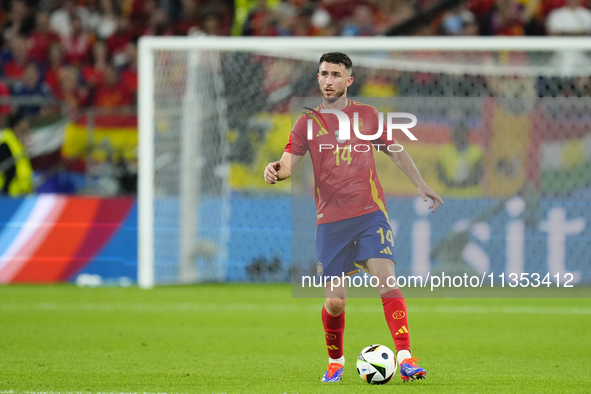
263, 52, 443, 383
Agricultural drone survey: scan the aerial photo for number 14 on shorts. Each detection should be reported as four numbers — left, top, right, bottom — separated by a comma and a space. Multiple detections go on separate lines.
377, 227, 394, 246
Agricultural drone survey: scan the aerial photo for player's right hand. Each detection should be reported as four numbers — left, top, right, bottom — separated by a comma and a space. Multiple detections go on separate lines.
264, 161, 281, 184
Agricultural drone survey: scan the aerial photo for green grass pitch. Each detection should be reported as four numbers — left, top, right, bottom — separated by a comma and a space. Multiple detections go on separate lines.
1, 283, 590, 393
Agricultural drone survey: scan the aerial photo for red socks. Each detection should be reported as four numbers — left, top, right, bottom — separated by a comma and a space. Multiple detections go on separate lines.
322, 290, 409, 360
381, 289, 411, 353
322, 305, 345, 359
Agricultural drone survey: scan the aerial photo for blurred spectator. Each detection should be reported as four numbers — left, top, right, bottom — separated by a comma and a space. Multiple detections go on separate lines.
27, 11, 60, 65
88, 0, 118, 40
242, 0, 279, 36
4, 35, 30, 80
546, 0, 591, 35
487, 0, 540, 35
0, 111, 34, 197
175, 0, 233, 35
62, 16, 92, 65
280, 6, 321, 36
1, 0, 35, 42
321, 0, 358, 23
490, 0, 527, 35
0, 79, 9, 115
302, 6, 323, 35
81, 40, 109, 88
129, 0, 158, 33
204, 1, 234, 34
44, 43, 65, 94
11, 62, 52, 116
469, 0, 495, 31
143, 7, 174, 36
274, 0, 298, 21
539, 0, 588, 19
50, 0, 92, 37
311, 4, 331, 31
125, 0, 151, 20
176, 0, 201, 35
275, 1, 300, 35
106, 15, 133, 65
322, 20, 341, 35
341, 4, 376, 36
463, 19, 480, 35
92, 65, 133, 109
55, 66, 88, 112
120, 41, 138, 100
201, 12, 223, 36
442, 5, 477, 35
381, 0, 415, 30
437, 119, 484, 197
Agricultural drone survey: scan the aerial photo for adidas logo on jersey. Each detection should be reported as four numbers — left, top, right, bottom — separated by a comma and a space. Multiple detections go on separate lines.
380, 247, 393, 255
316, 128, 328, 137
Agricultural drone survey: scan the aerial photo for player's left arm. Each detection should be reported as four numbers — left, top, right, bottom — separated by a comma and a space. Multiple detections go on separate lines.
384, 148, 444, 212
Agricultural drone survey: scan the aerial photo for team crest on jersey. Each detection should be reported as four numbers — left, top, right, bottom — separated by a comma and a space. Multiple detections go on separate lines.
317, 262, 324, 276
351, 117, 364, 133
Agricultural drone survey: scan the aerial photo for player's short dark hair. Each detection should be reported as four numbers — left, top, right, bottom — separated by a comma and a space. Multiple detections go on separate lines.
319, 52, 352, 76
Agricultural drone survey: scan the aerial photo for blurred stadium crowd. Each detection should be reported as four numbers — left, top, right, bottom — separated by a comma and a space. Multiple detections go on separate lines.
237, 0, 591, 37
0, 0, 590, 197
0, 0, 589, 117
0, 0, 587, 117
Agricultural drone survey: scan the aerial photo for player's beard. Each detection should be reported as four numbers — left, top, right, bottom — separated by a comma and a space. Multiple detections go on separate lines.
323, 86, 346, 103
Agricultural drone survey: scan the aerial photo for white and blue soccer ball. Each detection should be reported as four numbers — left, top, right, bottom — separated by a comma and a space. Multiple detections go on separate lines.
356, 344, 397, 384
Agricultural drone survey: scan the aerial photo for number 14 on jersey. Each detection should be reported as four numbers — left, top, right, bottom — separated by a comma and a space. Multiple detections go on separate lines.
333, 145, 352, 166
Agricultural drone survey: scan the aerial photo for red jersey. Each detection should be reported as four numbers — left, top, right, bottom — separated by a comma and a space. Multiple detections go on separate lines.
44, 67, 61, 94
285, 99, 392, 224
4, 61, 26, 80
62, 34, 91, 65
120, 67, 138, 96
93, 84, 133, 107
28, 31, 60, 64
81, 64, 105, 86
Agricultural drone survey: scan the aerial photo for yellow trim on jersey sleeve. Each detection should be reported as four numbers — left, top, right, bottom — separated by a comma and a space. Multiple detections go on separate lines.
350, 100, 372, 107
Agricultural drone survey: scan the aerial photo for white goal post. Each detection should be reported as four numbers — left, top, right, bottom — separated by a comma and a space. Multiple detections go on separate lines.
138, 36, 591, 289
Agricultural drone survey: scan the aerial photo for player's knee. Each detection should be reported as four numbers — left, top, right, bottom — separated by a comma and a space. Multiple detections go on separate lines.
325, 297, 346, 315
369, 261, 395, 279
368, 268, 388, 283
370, 270, 397, 291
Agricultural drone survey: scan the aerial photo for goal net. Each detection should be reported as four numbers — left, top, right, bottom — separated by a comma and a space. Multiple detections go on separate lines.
138, 37, 591, 288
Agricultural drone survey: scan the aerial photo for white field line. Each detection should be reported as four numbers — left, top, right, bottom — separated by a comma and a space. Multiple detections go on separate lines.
0, 303, 590, 315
